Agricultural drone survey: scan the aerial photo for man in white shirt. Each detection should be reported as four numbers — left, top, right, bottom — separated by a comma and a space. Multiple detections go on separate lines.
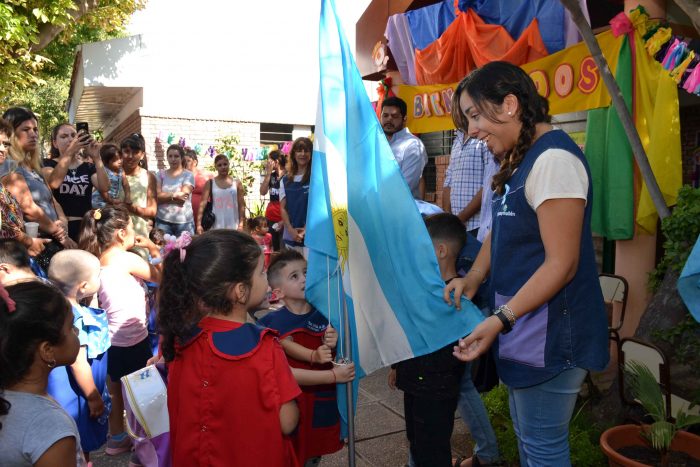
381, 96, 428, 199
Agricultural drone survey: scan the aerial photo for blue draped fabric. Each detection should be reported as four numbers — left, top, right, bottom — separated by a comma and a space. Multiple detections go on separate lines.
458, 0, 566, 53
405, 0, 457, 50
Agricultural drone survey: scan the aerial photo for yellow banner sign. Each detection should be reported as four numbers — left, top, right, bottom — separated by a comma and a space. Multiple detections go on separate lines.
398, 30, 625, 134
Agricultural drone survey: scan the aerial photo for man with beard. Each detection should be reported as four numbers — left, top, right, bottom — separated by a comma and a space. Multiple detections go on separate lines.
381, 97, 427, 199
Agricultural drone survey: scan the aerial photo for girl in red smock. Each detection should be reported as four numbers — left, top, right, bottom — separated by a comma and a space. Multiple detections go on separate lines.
158, 230, 301, 467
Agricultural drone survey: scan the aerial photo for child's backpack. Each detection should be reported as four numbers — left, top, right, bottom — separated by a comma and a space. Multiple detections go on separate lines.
121, 364, 171, 467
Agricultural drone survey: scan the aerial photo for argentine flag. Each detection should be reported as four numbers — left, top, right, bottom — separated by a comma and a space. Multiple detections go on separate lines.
306, 0, 484, 431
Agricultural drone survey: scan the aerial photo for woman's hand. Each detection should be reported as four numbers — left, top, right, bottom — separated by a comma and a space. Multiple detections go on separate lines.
453, 315, 502, 362
59, 237, 78, 249
196, 224, 204, 235
291, 227, 305, 243
27, 237, 50, 256
85, 138, 101, 161
265, 159, 274, 176
49, 220, 67, 242
171, 191, 188, 205
64, 132, 91, 159
443, 273, 481, 309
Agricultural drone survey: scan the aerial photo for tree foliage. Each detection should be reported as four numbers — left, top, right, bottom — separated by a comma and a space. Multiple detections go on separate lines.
0, 0, 145, 132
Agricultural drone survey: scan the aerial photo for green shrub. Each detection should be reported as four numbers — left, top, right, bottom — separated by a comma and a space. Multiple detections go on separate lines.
649, 185, 700, 372
481, 384, 605, 466
649, 185, 700, 291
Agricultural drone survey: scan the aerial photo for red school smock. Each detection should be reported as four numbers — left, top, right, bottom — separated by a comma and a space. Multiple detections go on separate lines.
258, 307, 343, 462
168, 317, 301, 467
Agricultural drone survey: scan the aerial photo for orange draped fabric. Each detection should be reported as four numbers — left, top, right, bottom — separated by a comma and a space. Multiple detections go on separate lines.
414, 9, 549, 85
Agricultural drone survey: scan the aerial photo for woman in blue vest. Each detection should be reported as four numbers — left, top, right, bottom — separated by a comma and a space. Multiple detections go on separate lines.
280, 137, 312, 255
445, 62, 609, 467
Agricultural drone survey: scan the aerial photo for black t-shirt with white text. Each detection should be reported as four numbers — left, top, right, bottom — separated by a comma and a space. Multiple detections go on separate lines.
43, 159, 96, 218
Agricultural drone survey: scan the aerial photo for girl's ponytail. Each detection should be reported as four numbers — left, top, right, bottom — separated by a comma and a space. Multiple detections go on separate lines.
158, 252, 197, 361
78, 206, 131, 257
79, 209, 101, 256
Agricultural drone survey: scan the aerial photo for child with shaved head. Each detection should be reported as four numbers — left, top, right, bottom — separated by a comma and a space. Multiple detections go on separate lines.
47, 250, 111, 461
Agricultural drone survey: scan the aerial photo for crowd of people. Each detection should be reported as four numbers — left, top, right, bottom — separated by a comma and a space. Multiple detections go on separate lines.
0, 60, 608, 467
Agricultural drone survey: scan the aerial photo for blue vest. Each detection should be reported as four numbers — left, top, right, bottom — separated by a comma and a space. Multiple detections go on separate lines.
283, 175, 310, 246
490, 130, 609, 388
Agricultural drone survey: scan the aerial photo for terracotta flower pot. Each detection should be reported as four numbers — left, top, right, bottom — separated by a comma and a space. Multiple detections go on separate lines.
600, 424, 700, 466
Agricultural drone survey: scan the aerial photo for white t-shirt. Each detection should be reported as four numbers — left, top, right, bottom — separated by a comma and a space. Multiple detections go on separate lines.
524, 149, 588, 210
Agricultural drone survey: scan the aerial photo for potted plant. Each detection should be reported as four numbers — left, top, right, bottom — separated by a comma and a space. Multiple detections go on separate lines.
600, 361, 700, 466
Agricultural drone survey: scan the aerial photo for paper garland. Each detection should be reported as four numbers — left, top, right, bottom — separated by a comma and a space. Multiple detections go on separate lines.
154, 132, 294, 162
621, 6, 700, 96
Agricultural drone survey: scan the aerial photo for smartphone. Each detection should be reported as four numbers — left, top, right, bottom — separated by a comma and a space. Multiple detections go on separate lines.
76, 122, 89, 135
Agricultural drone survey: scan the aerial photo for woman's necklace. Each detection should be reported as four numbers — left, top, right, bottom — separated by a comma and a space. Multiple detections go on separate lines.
69, 159, 81, 179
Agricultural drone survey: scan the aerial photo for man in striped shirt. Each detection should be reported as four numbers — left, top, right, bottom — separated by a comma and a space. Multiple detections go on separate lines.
442, 130, 491, 235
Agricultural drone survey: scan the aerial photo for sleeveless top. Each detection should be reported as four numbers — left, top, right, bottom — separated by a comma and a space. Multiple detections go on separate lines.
212, 178, 239, 230
125, 169, 150, 237
16, 166, 57, 221
490, 129, 609, 388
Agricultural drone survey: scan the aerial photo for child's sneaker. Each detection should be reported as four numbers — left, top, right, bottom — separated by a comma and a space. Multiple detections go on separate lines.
105, 434, 132, 455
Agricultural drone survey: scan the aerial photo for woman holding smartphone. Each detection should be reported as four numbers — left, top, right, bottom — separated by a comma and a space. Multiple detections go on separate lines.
43, 122, 110, 241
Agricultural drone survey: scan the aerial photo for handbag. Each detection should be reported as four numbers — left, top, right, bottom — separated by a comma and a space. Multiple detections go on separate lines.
33, 236, 64, 273
122, 364, 171, 467
201, 179, 216, 231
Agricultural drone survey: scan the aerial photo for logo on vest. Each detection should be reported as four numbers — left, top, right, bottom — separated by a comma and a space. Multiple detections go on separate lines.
497, 183, 515, 217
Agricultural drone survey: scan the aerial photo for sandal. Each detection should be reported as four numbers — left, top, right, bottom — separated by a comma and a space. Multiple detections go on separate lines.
453, 456, 468, 467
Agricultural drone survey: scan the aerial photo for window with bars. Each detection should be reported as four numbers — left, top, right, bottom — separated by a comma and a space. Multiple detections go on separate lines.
260, 122, 294, 145
419, 130, 455, 194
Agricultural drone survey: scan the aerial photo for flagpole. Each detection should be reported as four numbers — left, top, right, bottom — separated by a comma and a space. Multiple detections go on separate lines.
342, 294, 357, 467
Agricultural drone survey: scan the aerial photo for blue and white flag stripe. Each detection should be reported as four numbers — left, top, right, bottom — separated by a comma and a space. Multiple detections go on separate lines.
307, 0, 484, 426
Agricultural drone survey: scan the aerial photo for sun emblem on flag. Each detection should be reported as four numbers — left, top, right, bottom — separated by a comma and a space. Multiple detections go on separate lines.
331, 207, 349, 270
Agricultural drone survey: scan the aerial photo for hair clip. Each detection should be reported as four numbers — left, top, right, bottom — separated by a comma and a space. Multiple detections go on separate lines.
93, 209, 102, 220
162, 231, 193, 263
0, 284, 16, 313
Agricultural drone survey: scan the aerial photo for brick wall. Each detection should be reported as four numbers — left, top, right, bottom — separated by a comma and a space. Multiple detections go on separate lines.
433, 154, 450, 209
139, 116, 260, 170
679, 105, 700, 186
105, 113, 265, 216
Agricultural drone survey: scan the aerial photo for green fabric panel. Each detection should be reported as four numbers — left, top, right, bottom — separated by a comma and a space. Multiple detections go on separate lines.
583, 36, 635, 240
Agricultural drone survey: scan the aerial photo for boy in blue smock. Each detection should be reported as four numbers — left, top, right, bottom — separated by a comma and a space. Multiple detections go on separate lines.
47, 250, 111, 462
